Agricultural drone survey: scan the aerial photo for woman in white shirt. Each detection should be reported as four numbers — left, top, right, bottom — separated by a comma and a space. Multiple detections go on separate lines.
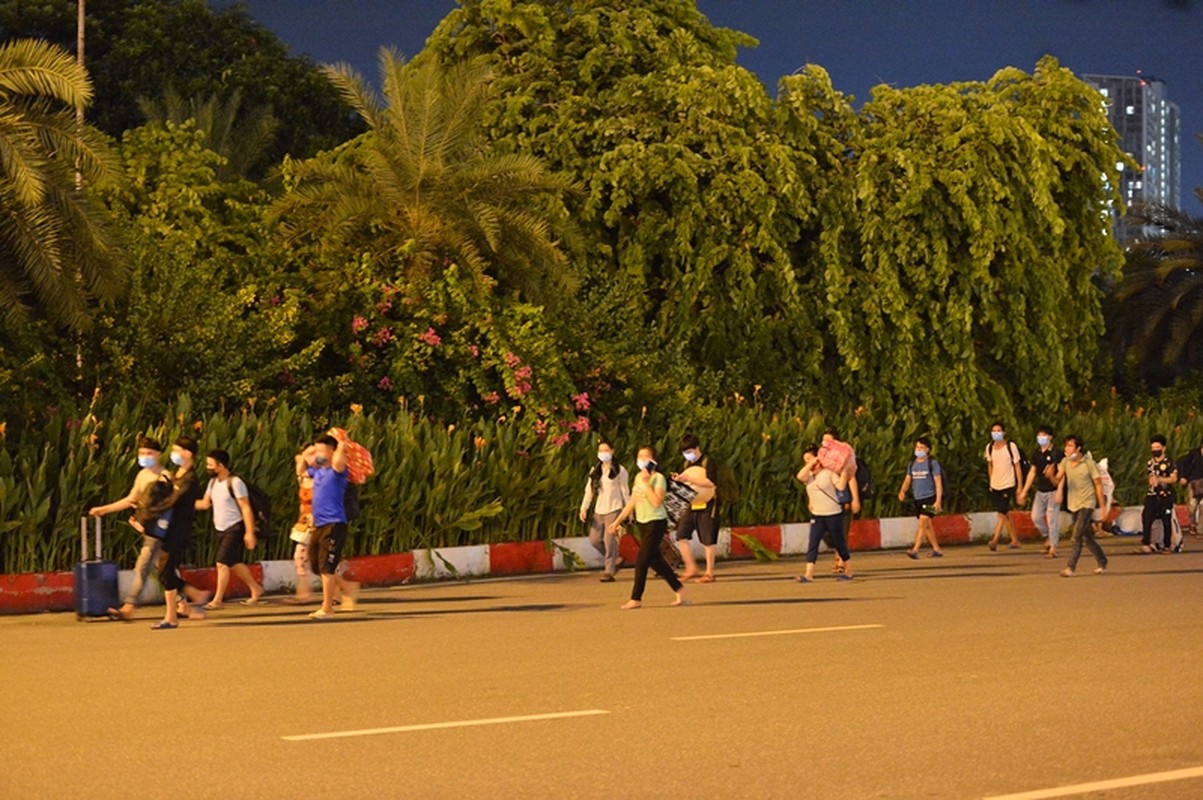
579, 440, 630, 582
796, 444, 855, 582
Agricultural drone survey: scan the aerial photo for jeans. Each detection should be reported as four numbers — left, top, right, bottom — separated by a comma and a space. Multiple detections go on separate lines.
122, 534, 163, 605
807, 514, 850, 564
1067, 508, 1107, 572
1031, 490, 1061, 548
587, 510, 623, 574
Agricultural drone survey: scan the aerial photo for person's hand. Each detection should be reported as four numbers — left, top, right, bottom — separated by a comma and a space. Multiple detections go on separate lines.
606, 521, 621, 534
1017, 492, 1027, 507
578, 509, 587, 523
244, 531, 257, 550
934, 500, 943, 512
128, 517, 144, 533
851, 500, 861, 515
671, 472, 683, 483
897, 490, 906, 502
88, 507, 103, 517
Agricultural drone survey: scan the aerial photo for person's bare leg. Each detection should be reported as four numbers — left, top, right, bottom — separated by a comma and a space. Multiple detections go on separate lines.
703, 545, 716, 578
212, 564, 230, 605
230, 563, 263, 601
677, 541, 697, 580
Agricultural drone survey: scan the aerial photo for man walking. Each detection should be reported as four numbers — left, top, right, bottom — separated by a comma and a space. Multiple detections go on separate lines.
673, 434, 718, 583
307, 431, 359, 619
1139, 434, 1178, 553
146, 436, 209, 629
985, 421, 1024, 550
1057, 435, 1108, 577
195, 450, 264, 608
898, 437, 944, 558
89, 436, 167, 621
1019, 425, 1064, 558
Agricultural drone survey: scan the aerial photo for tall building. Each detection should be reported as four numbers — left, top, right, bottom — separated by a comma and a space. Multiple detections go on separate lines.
1082, 72, 1180, 240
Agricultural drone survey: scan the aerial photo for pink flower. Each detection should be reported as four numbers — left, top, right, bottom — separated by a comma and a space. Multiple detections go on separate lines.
376, 299, 393, 314
483, 391, 500, 405
352, 316, 369, 334
534, 419, 548, 436
503, 351, 521, 369
468, 345, 480, 358
418, 327, 442, 347
514, 364, 532, 380
378, 376, 393, 390
571, 415, 591, 433
371, 327, 394, 347
551, 433, 571, 447
572, 392, 591, 411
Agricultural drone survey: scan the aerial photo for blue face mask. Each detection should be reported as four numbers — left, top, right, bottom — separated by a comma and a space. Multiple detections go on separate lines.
170, 452, 185, 466
914, 449, 926, 459
137, 455, 158, 469
1037, 435, 1050, 447
314, 455, 329, 467
991, 431, 1005, 442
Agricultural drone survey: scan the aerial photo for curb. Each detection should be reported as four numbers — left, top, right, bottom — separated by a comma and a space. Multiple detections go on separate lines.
0, 504, 1187, 615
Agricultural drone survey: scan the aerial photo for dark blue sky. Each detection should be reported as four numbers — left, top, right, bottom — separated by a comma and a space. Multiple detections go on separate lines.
238, 0, 1203, 205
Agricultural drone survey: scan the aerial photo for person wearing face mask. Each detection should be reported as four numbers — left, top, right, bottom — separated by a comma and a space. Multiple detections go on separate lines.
608, 447, 688, 609
796, 445, 855, 582
306, 431, 360, 619
898, 438, 944, 558
1139, 434, 1179, 554
671, 433, 719, 583
579, 439, 630, 582
146, 436, 210, 629
1055, 435, 1108, 577
1019, 425, 1064, 558
984, 421, 1024, 551
88, 436, 167, 621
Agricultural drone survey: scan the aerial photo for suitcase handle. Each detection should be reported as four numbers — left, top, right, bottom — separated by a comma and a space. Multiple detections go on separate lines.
80, 516, 102, 561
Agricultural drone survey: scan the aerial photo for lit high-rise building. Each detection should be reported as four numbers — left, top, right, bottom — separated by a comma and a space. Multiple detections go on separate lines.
1082, 72, 1180, 240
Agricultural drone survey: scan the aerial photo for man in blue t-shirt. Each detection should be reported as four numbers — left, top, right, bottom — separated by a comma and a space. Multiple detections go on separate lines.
307, 431, 360, 619
897, 437, 944, 558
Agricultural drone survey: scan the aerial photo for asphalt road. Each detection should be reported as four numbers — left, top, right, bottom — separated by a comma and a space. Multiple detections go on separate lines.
3, 538, 1203, 799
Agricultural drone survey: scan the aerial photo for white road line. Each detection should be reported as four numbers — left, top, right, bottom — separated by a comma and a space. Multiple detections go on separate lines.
984, 766, 1203, 799
282, 709, 610, 742
671, 624, 884, 642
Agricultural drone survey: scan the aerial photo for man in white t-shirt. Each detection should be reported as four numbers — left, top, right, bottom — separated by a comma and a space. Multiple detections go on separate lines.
985, 421, 1024, 550
195, 449, 264, 608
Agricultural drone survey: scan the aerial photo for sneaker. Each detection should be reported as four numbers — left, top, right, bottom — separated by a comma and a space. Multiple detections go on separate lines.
905, 550, 919, 560
1093, 566, 1107, 575
929, 551, 944, 558
1059, 568, 1075, 578
308, 609, 334, 620
599, 573, 616, 583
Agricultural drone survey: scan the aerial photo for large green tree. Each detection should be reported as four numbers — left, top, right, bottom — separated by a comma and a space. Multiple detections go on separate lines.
0, 0, 359, 170
423, 0, 825, 416
0, 37, 122, 330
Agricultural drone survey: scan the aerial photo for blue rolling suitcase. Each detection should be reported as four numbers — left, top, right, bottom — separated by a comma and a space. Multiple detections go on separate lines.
75, 516, 119, 620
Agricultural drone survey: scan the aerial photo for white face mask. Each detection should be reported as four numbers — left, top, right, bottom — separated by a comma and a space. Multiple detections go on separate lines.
683, 450, 699, 464
637, 459, 651, 471
597, 452, 612, 463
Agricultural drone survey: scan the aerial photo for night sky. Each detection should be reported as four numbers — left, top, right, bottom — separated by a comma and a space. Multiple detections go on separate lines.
236, 0, 1203, 208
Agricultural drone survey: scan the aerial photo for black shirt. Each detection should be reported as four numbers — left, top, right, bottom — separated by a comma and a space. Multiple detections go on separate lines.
1146, 456, 1177, 499
1031, 447, 1064, 493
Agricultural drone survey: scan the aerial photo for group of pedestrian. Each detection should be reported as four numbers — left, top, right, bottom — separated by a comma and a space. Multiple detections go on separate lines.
89, 429, 360, 628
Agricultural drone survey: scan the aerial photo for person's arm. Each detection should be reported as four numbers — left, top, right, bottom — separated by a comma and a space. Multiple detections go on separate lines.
328, 429, 349, 473
934, 468, 944, 511
833, 467, 850, 492
1019, 465, 1036, 502
579, 476, 594, 522
1093, 476, 1104, 510
195, 483, 213, 511
236, 485, 256, 547
618, 467, 631, 507
1053, 463, 1066, 505
645, 473, 666, 508
1011, 444, 1024, 493
147, 474, 190, 516
898, 470, 912, 502
849, 475, 861, 514
89, 484, 142, 517
796, 461, 817, 483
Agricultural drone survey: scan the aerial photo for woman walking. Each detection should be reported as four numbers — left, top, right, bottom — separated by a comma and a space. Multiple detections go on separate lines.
580, 439, 630, 581
796, 444, 855, 582
608, 447, 688, 609
1057, 435, 1109, 577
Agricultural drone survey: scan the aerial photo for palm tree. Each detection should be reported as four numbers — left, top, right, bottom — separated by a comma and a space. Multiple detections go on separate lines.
270, 50, 577, 303
1113, 182, 1203, 384
136, 87, 279, 181
0, 38, 123, 331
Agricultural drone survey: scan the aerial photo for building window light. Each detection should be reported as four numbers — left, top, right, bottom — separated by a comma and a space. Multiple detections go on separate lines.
1126, 105, 1135, 114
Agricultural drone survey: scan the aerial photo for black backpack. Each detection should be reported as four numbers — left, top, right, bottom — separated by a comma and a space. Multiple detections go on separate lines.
985, 441, 1028, 483
228, 477, 272, 538
853, 458, 875, 500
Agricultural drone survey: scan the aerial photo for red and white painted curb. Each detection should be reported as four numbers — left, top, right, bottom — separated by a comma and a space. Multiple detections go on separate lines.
1, 505, 1188, 615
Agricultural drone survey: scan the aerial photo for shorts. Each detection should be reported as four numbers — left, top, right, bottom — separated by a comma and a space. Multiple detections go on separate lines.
989, 488, 1013, 515
913, 497, 937, 518
675, 509, 718, 547
311, 522, 348, 575
215, 523, 246, 567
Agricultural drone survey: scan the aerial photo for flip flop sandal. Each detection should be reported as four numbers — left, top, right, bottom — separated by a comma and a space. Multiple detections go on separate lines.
693, 574, 715, 583
202, 602, 223, 611
150, 620, 178, 630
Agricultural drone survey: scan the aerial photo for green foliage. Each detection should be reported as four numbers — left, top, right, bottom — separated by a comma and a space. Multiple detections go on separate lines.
0, 0, 360, 169
0, 38, 124, 330
86, 121, 321, 413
